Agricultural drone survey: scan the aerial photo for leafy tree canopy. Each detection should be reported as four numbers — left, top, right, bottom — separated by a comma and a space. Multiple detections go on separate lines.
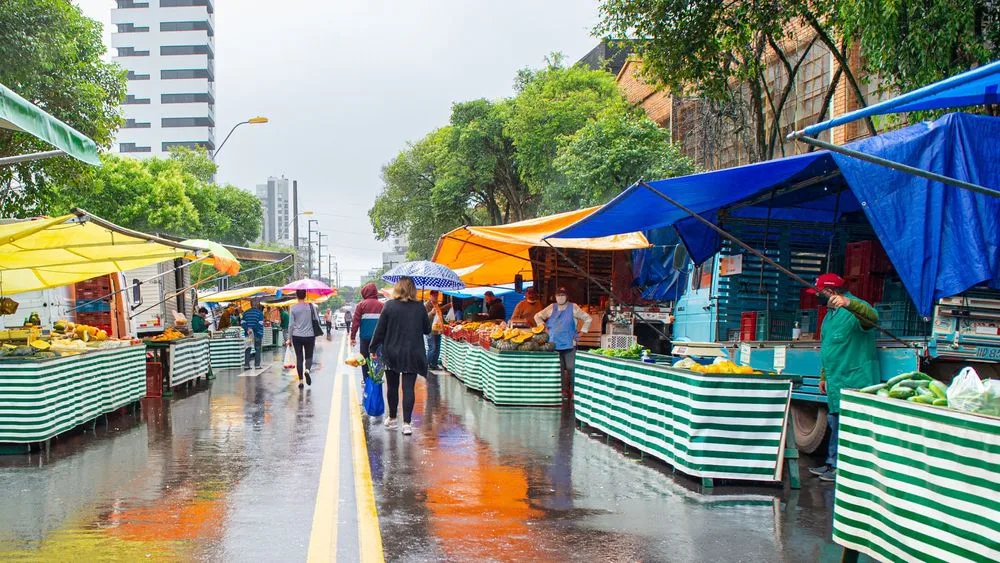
0, 0, 126, 216
370, 55, 692, 258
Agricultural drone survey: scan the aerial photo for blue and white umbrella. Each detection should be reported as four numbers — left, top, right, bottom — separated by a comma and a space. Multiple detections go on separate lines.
382, 260, 465, 291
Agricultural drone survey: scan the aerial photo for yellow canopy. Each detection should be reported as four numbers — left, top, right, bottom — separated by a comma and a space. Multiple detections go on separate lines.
0, 211, 203, 296
200, 286, 278, 303
432, 206, 649, 287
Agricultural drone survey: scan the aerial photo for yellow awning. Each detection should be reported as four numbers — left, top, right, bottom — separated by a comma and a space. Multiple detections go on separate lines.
200, 286, 278, 303
431, 207, 649, 287
0, 211, 203, 296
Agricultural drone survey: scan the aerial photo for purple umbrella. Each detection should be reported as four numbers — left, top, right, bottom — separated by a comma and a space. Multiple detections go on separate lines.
280, 278, 336, 296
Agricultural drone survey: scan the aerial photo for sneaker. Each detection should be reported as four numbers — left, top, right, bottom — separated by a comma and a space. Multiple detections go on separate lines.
384, 417, 397, 430
818, 468, 837, 482
808, 464, 832, 476
401, 423, 412, 436
305, 371, 312, 386
298, 382, 304, 389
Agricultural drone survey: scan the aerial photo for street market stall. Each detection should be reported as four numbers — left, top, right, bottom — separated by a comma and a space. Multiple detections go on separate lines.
441, 333, 562, 406
0, 344, 146, 450
145, 332, 211, 395
208, 328, 243, 371
574, 353, 796, 487
833, 390, 999, 563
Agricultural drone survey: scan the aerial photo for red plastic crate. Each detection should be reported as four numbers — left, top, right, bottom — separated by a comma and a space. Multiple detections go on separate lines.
845, 240, 892, 277
799, 287, 818, 310
145, 362, 163, 398
740, 312, 758, 341
845, 274, 884, 304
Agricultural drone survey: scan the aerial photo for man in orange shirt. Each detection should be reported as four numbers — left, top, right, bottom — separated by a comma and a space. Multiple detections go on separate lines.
510, 287, 543, 327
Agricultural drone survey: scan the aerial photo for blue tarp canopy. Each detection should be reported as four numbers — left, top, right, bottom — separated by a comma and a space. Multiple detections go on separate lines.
552, 113, 1000, 316
800, 60, 1000, 137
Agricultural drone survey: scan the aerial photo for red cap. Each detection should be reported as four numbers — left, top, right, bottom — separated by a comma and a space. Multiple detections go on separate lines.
807, 273, 846, 294
556, 287, 568, 295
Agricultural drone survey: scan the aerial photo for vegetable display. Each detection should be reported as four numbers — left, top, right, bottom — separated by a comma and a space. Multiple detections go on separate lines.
860, 368, 1000, 416
590, 344, 646, 360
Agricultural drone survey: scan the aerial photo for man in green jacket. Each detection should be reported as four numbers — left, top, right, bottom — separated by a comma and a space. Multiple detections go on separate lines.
809, 273, 880, 482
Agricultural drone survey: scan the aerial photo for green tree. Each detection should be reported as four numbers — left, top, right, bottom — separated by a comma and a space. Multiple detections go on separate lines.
551, 105, 697, 211
835, 0, 1000, 96
505, 55, 628, 196
0, 0, 126, 216
595, 1, 876, 161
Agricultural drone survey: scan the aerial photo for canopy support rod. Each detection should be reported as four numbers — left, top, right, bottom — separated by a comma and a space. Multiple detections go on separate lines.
541, 241, 672, 344
794, 135, 1000, 199
636, 180, 913, 347
70, 208, 206, 252
0, 150, 66, 166
442, 234, 549, 269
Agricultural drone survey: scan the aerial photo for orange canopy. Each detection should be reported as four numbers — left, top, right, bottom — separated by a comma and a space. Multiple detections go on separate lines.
431, 207, 649, 287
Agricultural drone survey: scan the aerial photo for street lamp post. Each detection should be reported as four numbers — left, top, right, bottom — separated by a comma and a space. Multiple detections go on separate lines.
212, 116, 268, 160
307, 219, 319, 279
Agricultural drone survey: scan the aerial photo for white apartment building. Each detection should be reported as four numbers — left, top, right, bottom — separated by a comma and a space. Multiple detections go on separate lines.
111, 0, 216, 156
256, 177, 291, 245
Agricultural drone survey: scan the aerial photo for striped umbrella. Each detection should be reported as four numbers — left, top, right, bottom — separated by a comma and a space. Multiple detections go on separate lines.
382, 261, 465, 290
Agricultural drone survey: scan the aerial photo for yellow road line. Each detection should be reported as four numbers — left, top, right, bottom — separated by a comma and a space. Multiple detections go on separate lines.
307, 335, 348, 562
349, 365, 386, 562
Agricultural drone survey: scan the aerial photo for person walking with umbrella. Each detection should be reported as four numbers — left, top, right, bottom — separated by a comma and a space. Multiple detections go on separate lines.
288, 289, 322, 388
369, 276, 432, 436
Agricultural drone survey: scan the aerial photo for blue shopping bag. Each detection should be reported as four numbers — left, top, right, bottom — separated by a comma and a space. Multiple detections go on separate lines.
363, 377, 385, 417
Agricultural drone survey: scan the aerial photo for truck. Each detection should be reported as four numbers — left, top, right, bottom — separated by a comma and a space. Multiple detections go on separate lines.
123, 260, 191, 337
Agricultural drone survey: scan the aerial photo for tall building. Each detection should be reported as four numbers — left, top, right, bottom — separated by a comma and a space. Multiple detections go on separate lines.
382, 234, 408, 270
255, 177, 291, 245
111, 0, 216, 157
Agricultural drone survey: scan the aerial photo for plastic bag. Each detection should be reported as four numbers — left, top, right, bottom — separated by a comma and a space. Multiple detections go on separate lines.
947, 367, 986, 413
282, 343, 295, 370
980, 379, 1000, 417
368, 345, 385, 384
674, 357, 696, 369
363, 377, 385, 417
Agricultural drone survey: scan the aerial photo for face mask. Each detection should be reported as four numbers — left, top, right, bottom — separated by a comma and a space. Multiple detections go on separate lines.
556, 296, 567, 305
526, 298, 536, 304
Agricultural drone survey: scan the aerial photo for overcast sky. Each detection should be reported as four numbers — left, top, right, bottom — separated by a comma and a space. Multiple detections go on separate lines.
75, 0, 601, 287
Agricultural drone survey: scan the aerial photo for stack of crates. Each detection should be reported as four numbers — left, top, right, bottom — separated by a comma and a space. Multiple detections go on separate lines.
74, 275, 113, 334
844, 240, 892, 304
875, 300, 930, 337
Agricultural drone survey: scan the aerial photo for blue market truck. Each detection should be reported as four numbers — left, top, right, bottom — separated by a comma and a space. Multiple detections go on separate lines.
669, 221, 1000, 453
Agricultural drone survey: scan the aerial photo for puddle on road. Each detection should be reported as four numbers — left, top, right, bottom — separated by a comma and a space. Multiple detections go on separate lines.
369, 371, 848, 563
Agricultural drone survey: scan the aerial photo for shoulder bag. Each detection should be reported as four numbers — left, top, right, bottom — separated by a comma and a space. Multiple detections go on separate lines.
311, 305, 324, 337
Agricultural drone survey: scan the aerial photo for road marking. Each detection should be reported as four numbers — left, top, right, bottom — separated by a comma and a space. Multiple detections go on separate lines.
307, 335, 348, 562
349, 367, 386, 562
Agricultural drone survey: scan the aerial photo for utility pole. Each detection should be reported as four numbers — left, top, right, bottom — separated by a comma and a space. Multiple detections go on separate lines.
292, 180, 299, 277
327, 254, 333, 289
307, 219, 318, 278
317, 233, 328, 283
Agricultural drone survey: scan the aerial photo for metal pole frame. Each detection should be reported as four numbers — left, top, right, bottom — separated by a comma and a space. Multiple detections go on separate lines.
635, 181, 913, 347
0, 150, 67, 167
793, 134, 1000, 199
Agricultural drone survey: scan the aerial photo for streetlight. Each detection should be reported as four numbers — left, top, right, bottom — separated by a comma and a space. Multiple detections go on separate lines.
307, 219, 319, 279
213, 116, 269, 160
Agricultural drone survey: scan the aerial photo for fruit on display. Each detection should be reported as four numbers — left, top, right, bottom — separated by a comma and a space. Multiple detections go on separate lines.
869, 369, 1000, 415
489, 326, 551, 352
518, 341, 539, 352
671, 356, 758, 374
30, 340, 51, 350
531, 332, 549, 345
150, 328, 186, 342
531, 325, 546, 334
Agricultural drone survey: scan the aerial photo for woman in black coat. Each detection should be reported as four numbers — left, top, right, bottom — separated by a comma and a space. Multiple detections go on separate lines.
370, 276, 431, 436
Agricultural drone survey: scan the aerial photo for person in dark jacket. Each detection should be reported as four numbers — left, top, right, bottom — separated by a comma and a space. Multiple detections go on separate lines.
484, 291, 506, 320
370, 276, 431, 436
351, 282, 384, 385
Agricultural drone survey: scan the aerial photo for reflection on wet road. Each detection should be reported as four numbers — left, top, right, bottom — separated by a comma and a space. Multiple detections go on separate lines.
368, 369, 852, 563
0, 337, 340, 562
0, 329, 857, 562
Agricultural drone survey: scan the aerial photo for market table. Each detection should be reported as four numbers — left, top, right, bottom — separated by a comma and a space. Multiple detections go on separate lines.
208, 331, 243, 371
145, 337, 211, 396
263, 325, 283, 349
834, 390, 1000, 563
574, 352, 795, 487
0, 345, 146, 448
441, 336, 562, 406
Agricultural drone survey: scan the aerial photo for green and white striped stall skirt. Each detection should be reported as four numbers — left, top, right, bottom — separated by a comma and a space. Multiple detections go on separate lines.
0, 345, 146, 443
833, 390, 1000, 563
575, 353, 792, 483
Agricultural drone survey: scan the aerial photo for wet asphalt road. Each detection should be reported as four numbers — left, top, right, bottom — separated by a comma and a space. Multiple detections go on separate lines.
0, 330, 860, 562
